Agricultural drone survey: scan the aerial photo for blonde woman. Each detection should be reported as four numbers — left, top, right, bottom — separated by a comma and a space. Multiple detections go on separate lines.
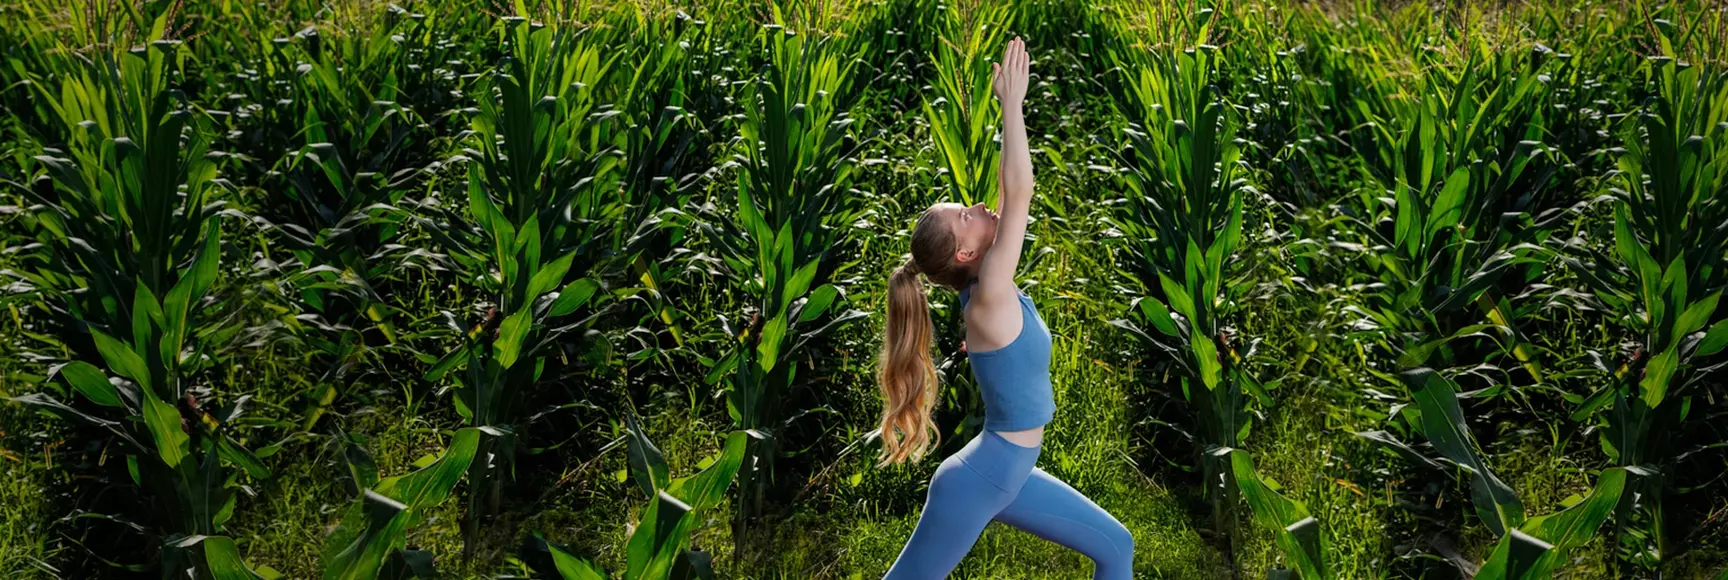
875, 37, 1134, 579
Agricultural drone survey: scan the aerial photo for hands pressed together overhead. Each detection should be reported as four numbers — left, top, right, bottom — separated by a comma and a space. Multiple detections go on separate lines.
992, 36, 1029, 109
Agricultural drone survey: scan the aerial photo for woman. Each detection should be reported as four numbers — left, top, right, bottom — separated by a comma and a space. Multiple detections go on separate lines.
874, 37, 1135, 579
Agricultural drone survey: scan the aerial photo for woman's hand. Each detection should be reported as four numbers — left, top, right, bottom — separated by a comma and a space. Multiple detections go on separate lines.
992, 36, 1028, 109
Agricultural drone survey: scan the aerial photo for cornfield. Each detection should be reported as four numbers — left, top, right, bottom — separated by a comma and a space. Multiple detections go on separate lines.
0, 0, 1724, 578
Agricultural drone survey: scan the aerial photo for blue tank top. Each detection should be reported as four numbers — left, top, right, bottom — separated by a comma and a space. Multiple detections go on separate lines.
957, 280, 1055, 431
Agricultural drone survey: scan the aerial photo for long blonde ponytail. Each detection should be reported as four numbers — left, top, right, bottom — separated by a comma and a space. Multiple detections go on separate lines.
876, 257, 941, 466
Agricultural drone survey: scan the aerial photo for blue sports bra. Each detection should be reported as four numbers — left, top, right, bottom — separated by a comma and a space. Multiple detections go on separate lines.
957, 279, 1055, 431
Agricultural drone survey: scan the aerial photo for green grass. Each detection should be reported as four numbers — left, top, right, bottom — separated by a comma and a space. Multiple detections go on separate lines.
0, 409, 62, 580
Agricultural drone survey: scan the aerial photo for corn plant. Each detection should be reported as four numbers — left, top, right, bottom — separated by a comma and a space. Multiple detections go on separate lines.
922, 0, 1015, 206
249, 10, 465, 433
1559, 55, 1728, 569
1339, 41, 1581, 539
4, 25, 272, 578
588, 10, 718, 355
425, 16, 624, 549
1342, 47, 1569, 382
695, 16, 870, 538
521, 415, 752, 580
1104, 5, 1305, 572
321, 427, 481, 580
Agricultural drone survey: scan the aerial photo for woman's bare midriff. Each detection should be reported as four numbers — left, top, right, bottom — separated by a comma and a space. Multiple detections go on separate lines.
994, 426, 1043, 448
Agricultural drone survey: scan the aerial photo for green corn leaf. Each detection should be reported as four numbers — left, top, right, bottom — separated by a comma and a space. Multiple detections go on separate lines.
1355, 430, 1445, 471
56, 361, 122, 407
130, 285, 156, 360
201, 535, 264, 580
1192, 329, 1220, 390
795, 284, 840, 324
324, 490, 409, 580
670, 549, 715, 580
1217, 193, 1244, 261
756, 315, 787, 373
143, 393, 190, 468
1639, 345, 1678, 408
184, 221, 223, 302
516, 217, 543, 284
1136, 296, 1179, 337
466, 166, 508, 241
1611, 206, 1641, 274
1673, 292, 1720, 344
162, 227, 214, 366
528, 251, 576, 301
1569, 384, 1617, 422
533, 533, 607, 580
1521, 467, 1627, 550
1202, 239, 1224, 310
625, 490, 694, 580
91, 329, 149, 391
1653, 256, 1687, 335
775, 222, 795, 300
1476, 529, 1553, 580
668, 430, 753, 513
8, 393, 123, 431
782, 259, 820, 316
134, 283, 166, 332
376, 427, 479, 510
343, 438, 380, 496
737, 180, 770, 267
1474, 469, 1627, 579
1403, 368, 1524, 536
1394, 185, 1418, 257
323, 429, 480, 580
1429, 167, 1471, 238
548, 279, 601, 318
1397, 324, 1497, 369
1635, 250, 1662, 327
626, 411, 671, 498
1183, 237, 1204, 298
1230, 449, 1327, 579
492, 307, 533, 369
218, 437, 271, 479
424, 345, 471, 383
1159, 272, 1196, 321
1697, 319, 1728, 357
379, 549, 437, 580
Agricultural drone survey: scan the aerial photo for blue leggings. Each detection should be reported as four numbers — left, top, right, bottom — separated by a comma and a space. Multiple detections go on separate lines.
883, 430, 1135, 579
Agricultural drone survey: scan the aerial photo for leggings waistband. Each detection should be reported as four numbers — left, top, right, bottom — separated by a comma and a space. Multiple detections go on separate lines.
956, 429, 1042, 493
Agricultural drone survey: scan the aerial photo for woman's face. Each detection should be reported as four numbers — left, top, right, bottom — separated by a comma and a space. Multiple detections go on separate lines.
935, 201, 998, 266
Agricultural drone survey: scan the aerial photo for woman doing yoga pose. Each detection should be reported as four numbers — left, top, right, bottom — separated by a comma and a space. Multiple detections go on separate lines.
873, 37, 1135, 579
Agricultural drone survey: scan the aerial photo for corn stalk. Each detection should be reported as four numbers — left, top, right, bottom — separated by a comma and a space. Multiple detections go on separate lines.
1559, 53, 1728, 569
1104, 4, 1310, 574
427, 16, 625, 554
696, 11, 870, 547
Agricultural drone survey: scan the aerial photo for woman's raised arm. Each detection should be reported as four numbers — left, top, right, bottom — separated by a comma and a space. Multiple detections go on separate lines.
974, 36, 1034, 306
